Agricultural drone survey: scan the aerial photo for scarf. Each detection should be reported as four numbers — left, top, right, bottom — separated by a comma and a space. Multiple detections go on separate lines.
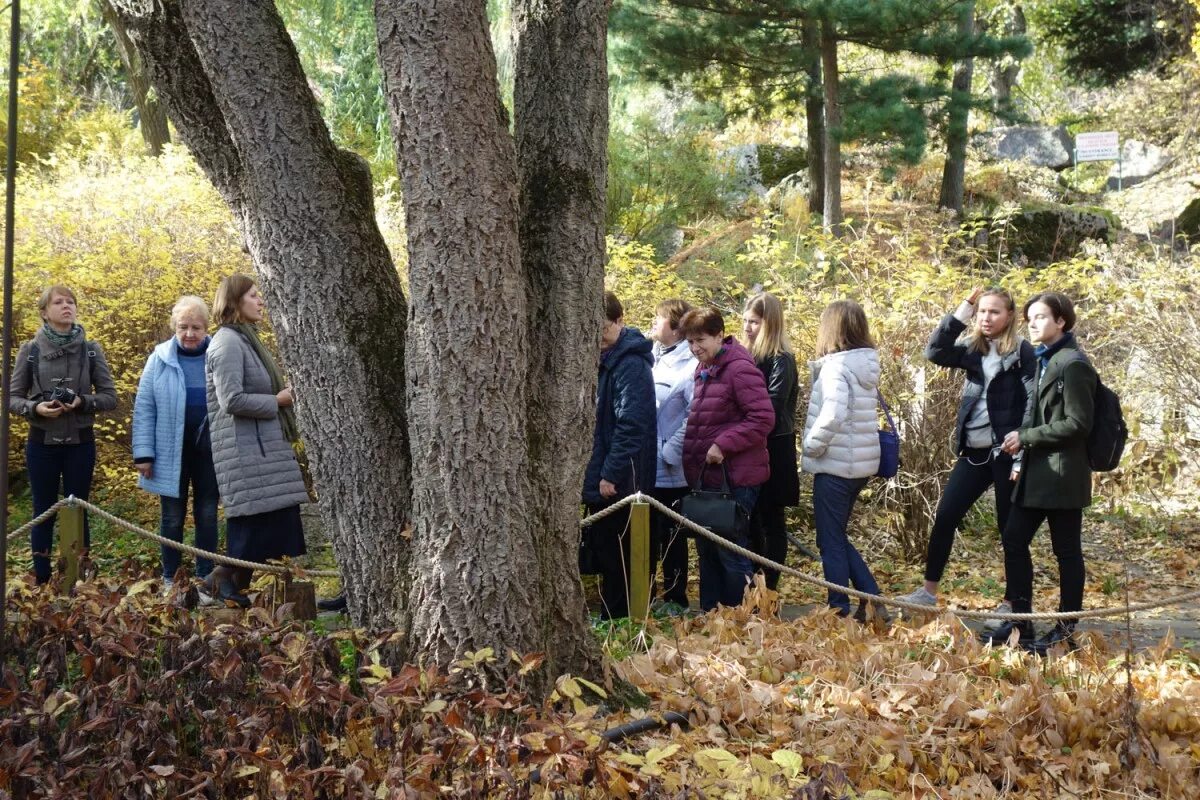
42, 322, 82, 348
225, 323, 299, 443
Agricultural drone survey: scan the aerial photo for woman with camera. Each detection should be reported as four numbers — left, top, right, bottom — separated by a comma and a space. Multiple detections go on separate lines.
132, 295, 220, 594
9, 285, 117, 584
202, 274, 308, 607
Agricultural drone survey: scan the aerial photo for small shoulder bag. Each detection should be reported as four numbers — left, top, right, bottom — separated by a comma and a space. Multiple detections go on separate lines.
877, 391, 900, 479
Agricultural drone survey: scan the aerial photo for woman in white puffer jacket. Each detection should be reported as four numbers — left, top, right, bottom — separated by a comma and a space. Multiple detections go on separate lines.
802, 300, 885, 620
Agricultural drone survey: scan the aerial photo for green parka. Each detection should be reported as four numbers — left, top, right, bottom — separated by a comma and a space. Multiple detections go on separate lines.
1012, 334, 1096, 509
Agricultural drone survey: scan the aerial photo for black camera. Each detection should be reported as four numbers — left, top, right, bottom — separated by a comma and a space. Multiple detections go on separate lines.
48, 387, 78, 406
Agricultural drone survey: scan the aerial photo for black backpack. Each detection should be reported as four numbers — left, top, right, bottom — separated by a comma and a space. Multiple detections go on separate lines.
1072, 353, 1127, 472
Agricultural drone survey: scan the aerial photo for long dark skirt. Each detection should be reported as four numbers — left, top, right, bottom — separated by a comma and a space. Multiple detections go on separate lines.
226, 505, 306, 565
762, 433, 800, 507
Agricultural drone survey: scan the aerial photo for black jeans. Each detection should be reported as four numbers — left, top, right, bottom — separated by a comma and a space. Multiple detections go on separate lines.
26, 438, 96, 584
1002, 504, 1085, 619
586, 502, 632, 619
159, 440, 220, 581
649, 486, 690, 606
924, 448, 1014, 591
749, 499, 788, 591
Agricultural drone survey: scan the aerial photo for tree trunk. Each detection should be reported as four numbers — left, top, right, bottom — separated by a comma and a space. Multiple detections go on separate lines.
112, 0, 413, 629
820, 19, 843, 233
512, 0, 609, 682
938, 1, 975, 213
377, 0, 600, 682
98, 0, 171, 155
802, 16, 825, 218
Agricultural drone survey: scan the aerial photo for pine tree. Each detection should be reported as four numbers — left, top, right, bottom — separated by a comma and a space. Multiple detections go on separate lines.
612, 0, 1030, 229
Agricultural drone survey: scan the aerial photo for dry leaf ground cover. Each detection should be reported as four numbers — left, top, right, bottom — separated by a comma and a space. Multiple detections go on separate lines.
2, 559, 1198, 799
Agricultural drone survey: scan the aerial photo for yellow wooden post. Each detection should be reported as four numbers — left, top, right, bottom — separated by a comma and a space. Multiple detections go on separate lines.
629, 500, 651, 623
59, 501, 84, 590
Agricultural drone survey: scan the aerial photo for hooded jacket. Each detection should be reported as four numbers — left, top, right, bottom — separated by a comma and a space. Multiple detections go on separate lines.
682, 337, 775, 489
652, 341, 697, 489
9, 327, 117, 445
132, 336, 213, 498
582, 326, 657, 506
801, 347, 882, 479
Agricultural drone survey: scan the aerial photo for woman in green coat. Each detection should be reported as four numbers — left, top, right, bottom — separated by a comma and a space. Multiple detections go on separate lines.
983, 292, 1096, 653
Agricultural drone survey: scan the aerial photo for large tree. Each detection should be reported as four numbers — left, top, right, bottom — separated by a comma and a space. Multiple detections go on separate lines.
111, 0, 609, 687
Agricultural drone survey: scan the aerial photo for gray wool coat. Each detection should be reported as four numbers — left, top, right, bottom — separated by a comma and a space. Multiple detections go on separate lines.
206, 326, 309, 518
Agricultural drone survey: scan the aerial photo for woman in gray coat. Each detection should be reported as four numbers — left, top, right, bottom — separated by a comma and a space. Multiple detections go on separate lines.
203, 274, 308, 606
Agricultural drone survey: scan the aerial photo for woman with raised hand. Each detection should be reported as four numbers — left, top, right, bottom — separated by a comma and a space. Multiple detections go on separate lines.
895, 287, 1035, 617
8, 285, 117, 584
801, 300, 885, 621
203, 274, 309, 607
984, 292, 1095, 653
680, 306, 775, 611
132, 295, 220, 597
742, 292, 799, 591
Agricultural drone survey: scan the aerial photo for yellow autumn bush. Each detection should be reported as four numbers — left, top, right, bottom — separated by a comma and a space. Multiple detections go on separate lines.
7, 148, 252, 510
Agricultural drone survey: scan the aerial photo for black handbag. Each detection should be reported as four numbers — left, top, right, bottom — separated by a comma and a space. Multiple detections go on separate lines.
680, 464, 748, 537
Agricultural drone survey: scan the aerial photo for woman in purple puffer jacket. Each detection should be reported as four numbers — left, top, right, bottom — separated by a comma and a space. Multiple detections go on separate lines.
679, 306, 775, 611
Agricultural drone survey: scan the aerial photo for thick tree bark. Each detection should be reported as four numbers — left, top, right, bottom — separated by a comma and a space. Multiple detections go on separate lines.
802, 16, 825, 218
938, 1, 975, 213
820, 19, 843, 233
512, 0, 609, 682
378, 0, 600, 680
111, 0, 412, 629
99, 0, 171, 155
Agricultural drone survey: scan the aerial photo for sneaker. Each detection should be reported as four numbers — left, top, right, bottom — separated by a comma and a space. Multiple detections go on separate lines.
196, 587, 221, 607
1026, 623, 1077, 656
978, 619, 1035, 647
895, 586, 938, 608
161, 578, 175, 598
982, 600, 1013, 627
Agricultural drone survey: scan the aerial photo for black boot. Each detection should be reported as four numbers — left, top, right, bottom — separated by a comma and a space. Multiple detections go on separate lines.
317, 594, 347, 612
1027, 623, 1077, 655
978, 619, 1035, 646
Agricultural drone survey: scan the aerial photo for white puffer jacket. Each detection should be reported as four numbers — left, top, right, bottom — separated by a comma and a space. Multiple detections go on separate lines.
652, 341, 697, 488
801, 347, 881, 479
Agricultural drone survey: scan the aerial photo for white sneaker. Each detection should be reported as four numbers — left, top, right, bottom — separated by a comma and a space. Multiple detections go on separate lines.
161, 578, 175, 598
196, 588, 221, 607
983, 600, 1013, 626
895, 587, 938, 607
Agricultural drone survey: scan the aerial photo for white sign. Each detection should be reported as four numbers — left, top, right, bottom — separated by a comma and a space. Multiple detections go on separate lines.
1075, 131, 1120, 163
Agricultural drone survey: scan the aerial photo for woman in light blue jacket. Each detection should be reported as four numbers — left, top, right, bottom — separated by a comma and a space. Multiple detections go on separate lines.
648, 298, 697, 609
132, 296, 219, 589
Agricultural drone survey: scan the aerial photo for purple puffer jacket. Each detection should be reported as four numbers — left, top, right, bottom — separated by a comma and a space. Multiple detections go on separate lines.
683, 337, 775, 489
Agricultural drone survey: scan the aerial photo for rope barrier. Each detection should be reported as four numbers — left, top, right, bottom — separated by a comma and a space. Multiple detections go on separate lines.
5, 496, 338, 577
581, 492, 1200, 623
5, 493, 1199, 623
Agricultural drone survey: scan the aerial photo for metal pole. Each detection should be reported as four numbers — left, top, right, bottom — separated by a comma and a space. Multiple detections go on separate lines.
1, 0, 22, 670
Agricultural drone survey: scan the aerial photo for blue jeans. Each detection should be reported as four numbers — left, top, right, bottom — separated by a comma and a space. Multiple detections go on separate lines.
812, 473, 878, 615
26, 438, 96, 584
696, 485, 759, 611
160, 441, 220, 580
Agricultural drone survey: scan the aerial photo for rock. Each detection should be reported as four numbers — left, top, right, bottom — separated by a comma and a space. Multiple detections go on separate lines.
1106, 140, 1170, 190
974, 125, 1074, 170
1174, 196, 1200, 241
757, 144, 808, 187
658, 226, 685, 258
719, 144, 766, 204
1007, 206, 1115, 263
765, 170, 811, 210
971, 204, 1116, 264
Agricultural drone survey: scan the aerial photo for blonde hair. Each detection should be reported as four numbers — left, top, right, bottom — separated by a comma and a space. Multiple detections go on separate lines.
212, 274, 257, 326
968, 288, 1019, 356
38, 285, 77, 316
814, 300, 875, 358
745, 292, 791, 360
171, 295, 210, 327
